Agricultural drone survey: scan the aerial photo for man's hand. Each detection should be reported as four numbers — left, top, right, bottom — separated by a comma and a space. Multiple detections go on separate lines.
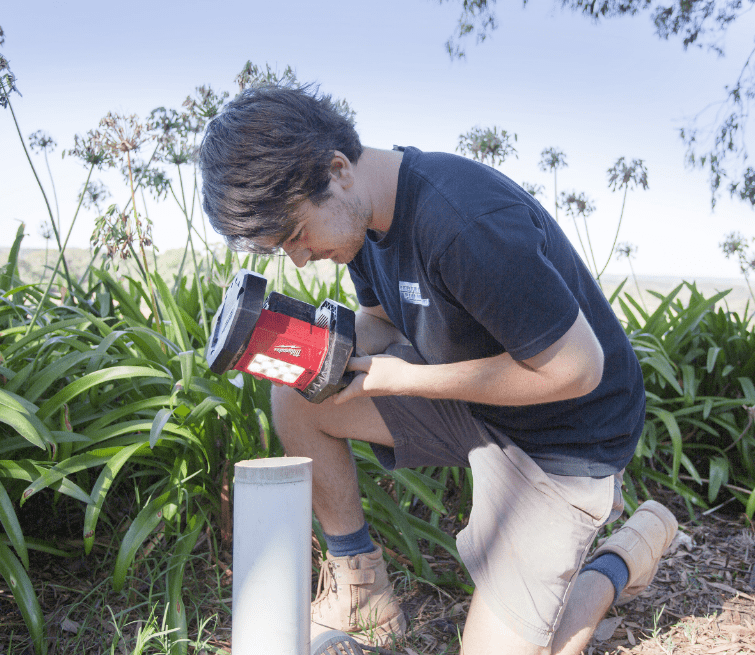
332, 354, 412, 404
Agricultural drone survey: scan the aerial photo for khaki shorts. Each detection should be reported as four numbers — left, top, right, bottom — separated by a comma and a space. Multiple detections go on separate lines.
372, 386, 624, 647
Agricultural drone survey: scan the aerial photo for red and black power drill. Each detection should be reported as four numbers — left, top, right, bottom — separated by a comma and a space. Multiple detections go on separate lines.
206, 270, 356, 403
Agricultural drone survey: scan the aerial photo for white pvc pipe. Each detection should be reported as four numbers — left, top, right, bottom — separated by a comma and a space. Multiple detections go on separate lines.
233, 457, 312, 655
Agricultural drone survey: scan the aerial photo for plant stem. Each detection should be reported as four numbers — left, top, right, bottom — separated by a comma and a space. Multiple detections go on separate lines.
122, 142, 161, 215
127, 150, 162, 334
598, 184, 629, 279
741, 269, 755, 307
1, 79, 74, 293
25, 163, 95, 334
582, 214, 600, 283
43, 149, 60, 233
77, 244, 102, 288
140, 188, 160, 274
553, 169, 559, 223
193, 168, 213, 274
177, 164, 210, 340
570, 214, 593, 277
629, 257, 648, 312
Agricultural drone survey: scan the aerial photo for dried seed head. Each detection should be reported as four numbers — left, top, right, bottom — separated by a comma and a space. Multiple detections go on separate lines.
615, 242, 638, 261
559, 191, 596, 218
98, 112, 151, 153
28, 130, 57, 153
66, 130, 114, 168
539, 148, 568, 173
0, 54, 22, 109
608, 157, 649, 192
80, 180, 110, 210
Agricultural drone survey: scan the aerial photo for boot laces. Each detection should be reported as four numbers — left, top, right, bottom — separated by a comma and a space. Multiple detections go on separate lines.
313, 559, 338, 612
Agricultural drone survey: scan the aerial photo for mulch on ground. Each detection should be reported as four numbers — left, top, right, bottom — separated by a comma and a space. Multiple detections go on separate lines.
395, 488, 755, 655
1, 488, 753, 654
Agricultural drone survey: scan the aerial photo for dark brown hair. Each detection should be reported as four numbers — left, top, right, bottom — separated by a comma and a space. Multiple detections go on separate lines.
199, 84, 363, 253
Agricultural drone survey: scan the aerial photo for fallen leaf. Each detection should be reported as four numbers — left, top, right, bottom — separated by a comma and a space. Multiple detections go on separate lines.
593, 616, 622, 642
61, 617, 80, 634
666, 530, 694, 554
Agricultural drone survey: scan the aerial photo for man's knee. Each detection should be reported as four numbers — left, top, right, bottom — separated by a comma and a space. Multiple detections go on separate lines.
270, 383, 317, 437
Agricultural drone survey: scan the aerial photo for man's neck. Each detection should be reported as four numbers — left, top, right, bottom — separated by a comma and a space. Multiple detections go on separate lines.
354, 147, 404, 234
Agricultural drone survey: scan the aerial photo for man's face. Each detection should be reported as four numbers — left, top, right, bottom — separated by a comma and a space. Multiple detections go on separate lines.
276, 193, 372, 268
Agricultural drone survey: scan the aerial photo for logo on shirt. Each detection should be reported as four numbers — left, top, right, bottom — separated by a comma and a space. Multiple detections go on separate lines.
399, 281, 429, 307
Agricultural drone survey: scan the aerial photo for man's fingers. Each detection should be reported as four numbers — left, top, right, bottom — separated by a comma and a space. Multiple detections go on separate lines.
333, 371, 366, 405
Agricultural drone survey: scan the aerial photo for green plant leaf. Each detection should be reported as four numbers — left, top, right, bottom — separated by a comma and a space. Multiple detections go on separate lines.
608, 278, 627, 305
154, 273, 190, 352
642, 356, 683, 395
0, 461, 92, 504
706, 346, 722, 373
37, 366, 172, 422
84, 442, 146, 554
646, 407, 683, 481
112, 489, 180, 592
92, 268, 143, 320
0, 223, 25, 292
708, 457, 729, 503
150, 409, 174, 449
20, 452, 114, 503
166, 513, 203, 655
0, 404, 48, 451
356, 469, 421, 574
255, 408, 270, 455
0, 480, 28, 569
703, 397, 714, 420
746, 486, 755, 519
738, 377, 755, 403
354, 442, 447, 515
2, 317, 91, 360
0, 541, 46, 655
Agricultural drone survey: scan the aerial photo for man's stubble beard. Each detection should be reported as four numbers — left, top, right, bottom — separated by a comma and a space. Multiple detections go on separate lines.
336, 196, 373, 264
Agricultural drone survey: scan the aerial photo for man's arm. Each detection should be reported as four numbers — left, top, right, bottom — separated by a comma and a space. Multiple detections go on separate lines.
335, 309, 603, 407
354, 304, 410, 355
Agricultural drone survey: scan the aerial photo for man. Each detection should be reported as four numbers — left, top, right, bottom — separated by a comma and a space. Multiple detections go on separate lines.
199, 84, 678, 655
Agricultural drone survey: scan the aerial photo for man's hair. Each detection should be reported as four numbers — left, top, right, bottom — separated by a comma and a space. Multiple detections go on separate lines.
199, 84, 363, 253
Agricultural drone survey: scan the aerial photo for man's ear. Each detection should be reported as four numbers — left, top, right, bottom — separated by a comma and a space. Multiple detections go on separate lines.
330, 151, 354, 189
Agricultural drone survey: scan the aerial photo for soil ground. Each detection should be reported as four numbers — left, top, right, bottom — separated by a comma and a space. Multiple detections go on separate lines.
1, 485, 753, 655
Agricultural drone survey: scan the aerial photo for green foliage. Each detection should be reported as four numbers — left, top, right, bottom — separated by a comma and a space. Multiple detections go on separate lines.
618, 282, 755, 519
0, 227, 278, 654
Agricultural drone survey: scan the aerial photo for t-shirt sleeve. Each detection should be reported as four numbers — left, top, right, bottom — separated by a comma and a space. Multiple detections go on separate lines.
347, 260, 380, 307
437, 204, 579, 361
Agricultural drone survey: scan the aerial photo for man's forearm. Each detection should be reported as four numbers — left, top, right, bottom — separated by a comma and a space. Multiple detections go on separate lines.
337, 310, 604, 407
355, 308, 410, 355
347, 350, 600, 407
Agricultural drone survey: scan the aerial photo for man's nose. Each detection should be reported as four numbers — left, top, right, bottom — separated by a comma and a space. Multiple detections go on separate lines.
284, 245, 311, 268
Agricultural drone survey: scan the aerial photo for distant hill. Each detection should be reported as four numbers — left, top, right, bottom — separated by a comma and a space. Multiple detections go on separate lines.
2, 248, 752, 320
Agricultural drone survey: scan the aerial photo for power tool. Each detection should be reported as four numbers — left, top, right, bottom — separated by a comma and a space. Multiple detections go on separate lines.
206, 269, 356, 403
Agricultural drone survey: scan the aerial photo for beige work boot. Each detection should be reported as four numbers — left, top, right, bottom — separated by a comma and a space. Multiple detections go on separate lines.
311, 545, 406, 647
591, 499, 678, 605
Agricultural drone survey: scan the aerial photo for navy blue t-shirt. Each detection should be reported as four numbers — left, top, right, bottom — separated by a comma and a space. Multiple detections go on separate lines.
347, 147, 645, 477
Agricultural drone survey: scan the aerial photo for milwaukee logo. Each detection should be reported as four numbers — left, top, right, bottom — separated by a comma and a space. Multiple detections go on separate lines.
274, 345, 302, 357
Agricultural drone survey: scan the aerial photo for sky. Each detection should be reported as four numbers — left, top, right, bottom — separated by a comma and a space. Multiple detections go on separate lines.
1, 0, 754, 280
